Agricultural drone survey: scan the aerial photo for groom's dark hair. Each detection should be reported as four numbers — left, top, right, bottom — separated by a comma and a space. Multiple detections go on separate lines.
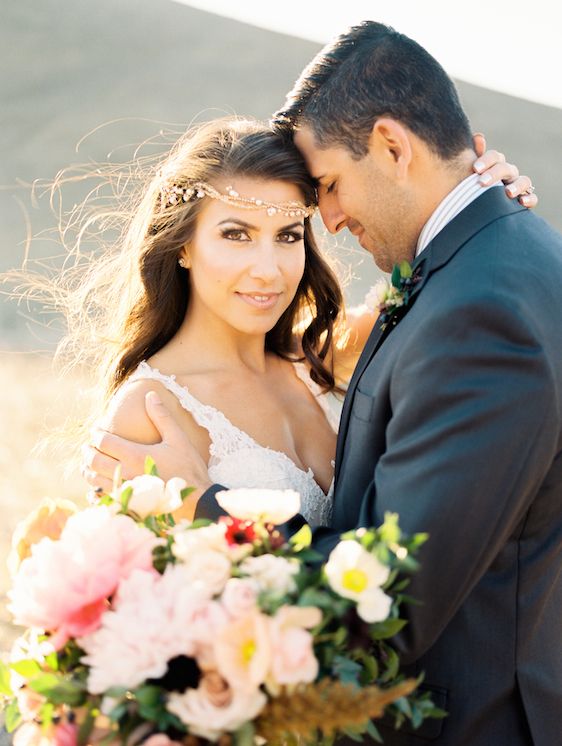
272, 21, 472, 161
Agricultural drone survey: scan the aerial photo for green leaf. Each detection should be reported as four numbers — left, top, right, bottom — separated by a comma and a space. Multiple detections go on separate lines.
332, 655, 362, 685
28, 673, 86, 706
233, 721, 255, 746
399, 260, 413, 279
393, 696, 413, 719
120, 485, 133, 513
391, 264, 402, 288
187, 518, 213, 529
108, 702, 128, 722
370, 618, 407, 640
77, 706, 97, 746
180, 486, 195, 501
379, 646, 400, 682
289, 523, 312, 550
44, 652, 59, 672
39, 701, 55, 727
366, 719, 383, 743
134, 685, 161, 707
10, 659, 42, 679
4, 699, 22, 733
104, 686, 128, 698
0, 660, 14, 697
298, 588, 335, 610
379, 512, 401, 544
144, 455, 159, 476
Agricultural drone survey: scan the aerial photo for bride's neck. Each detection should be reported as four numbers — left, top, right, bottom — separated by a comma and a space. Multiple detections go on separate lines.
168, 316, 270, 375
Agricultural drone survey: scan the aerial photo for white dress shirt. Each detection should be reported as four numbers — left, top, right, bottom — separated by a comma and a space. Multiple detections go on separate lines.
415, 173, 501, 257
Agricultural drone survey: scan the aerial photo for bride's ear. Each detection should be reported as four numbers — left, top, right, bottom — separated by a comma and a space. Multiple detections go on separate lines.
178, 250, 191, 269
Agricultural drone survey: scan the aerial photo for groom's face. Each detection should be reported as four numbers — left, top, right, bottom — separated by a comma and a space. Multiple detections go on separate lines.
294, 125, 416, 272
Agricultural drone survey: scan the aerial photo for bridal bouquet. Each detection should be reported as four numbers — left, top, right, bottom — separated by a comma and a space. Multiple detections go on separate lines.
1, 459, 443, 746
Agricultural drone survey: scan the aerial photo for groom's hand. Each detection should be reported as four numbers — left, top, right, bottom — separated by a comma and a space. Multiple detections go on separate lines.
82, 391, 212, 498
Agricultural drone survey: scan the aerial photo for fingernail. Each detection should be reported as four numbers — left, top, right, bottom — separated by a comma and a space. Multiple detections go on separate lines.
507, 185, 517, 197
522, 195, 531, 205
474, 160, 485, 172
480, 173, 492, 185
146, 391, 162, 405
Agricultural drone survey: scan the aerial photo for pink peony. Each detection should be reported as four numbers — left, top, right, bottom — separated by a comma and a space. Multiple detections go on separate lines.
267, 606, 321, 689
79, 565, 222, 693
8, 506, 160, 649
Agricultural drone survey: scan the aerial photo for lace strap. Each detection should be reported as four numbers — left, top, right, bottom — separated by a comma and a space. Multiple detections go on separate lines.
126, 362, 255, 457
292, 362, 341, 433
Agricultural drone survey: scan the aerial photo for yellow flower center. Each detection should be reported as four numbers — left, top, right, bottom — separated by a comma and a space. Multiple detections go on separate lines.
342, 568, 368, 594
242, 639, 256, 664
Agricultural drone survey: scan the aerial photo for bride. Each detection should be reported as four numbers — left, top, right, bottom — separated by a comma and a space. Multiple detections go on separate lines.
79, 117, 533, 524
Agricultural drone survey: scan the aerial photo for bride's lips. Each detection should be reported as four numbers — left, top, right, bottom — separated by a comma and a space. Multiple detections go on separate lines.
236, 292, 282, 310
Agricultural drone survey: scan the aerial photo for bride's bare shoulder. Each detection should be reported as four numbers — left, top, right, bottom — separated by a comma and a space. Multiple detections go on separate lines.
101, 377, 183, 445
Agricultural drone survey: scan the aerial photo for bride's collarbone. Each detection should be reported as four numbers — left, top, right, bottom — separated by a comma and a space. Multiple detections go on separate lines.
180, 367, 334, 471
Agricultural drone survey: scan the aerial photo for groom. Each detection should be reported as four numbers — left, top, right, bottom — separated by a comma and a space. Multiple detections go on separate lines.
87, 23, 562, 745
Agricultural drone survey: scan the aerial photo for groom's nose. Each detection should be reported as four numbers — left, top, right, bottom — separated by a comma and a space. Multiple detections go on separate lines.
318, 192, 348, 235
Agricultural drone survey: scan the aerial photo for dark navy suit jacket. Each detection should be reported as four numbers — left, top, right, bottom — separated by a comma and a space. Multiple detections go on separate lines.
197, 189, 562, 745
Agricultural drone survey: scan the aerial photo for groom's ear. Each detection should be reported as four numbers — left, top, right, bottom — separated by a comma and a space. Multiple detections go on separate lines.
368, 118, 413, 181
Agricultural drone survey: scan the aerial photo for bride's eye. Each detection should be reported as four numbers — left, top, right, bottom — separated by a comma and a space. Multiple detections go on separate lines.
277, 231, 304, 244
221, 228, 250, 242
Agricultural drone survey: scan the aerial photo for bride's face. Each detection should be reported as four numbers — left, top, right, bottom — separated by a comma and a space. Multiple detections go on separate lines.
179, 177, 307, 337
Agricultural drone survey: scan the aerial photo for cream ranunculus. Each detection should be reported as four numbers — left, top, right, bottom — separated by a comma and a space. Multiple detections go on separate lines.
120, 475, 185, 518
167, 673, 266, 742
216, 488, 300, 525
325, 540, 393, 623
172, 522, 229, 562
178, 549, 232, 596
240, 554, 299, 595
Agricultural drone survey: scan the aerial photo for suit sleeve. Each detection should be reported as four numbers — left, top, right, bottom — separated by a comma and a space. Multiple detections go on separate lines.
352, 289, 558, 664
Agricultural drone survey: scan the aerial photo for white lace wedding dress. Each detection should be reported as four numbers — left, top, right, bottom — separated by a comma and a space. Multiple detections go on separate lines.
125, 361, 341, 527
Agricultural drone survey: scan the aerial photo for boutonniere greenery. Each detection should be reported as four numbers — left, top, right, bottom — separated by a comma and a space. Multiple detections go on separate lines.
365, 260, 422, 332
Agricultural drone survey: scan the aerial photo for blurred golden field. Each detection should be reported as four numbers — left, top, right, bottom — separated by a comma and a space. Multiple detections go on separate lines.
0, 353, 91, 652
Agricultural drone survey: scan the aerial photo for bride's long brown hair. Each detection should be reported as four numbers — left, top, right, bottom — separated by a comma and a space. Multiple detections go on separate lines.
23, 118, 343, 407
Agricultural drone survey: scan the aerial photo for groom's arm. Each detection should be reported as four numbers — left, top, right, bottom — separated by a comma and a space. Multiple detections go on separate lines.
345, 287, 557, 665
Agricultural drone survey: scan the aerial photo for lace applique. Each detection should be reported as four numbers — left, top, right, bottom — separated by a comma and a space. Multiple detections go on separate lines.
123, 361, 335, 527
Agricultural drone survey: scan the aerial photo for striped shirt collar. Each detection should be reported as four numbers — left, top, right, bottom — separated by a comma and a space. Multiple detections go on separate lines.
415, 173, 499, 257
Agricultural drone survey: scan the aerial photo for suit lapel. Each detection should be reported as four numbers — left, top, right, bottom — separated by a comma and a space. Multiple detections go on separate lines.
334, 188, 527, 483
334, 251, 429, 474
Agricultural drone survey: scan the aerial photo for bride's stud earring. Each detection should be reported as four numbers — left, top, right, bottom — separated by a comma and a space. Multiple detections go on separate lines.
178, 257, 187, 268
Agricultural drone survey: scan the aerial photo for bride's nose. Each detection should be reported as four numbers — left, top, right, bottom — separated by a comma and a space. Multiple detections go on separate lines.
248, 243, 282, 281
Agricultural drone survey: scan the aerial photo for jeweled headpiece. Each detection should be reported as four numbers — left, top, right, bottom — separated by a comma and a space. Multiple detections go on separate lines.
160, 181, 316, 219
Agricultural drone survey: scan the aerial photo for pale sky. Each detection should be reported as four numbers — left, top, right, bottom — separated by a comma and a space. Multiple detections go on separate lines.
174, 0, 562, 110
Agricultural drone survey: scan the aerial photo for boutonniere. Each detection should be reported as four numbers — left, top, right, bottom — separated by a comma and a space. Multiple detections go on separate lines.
365, 260, 422, 331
